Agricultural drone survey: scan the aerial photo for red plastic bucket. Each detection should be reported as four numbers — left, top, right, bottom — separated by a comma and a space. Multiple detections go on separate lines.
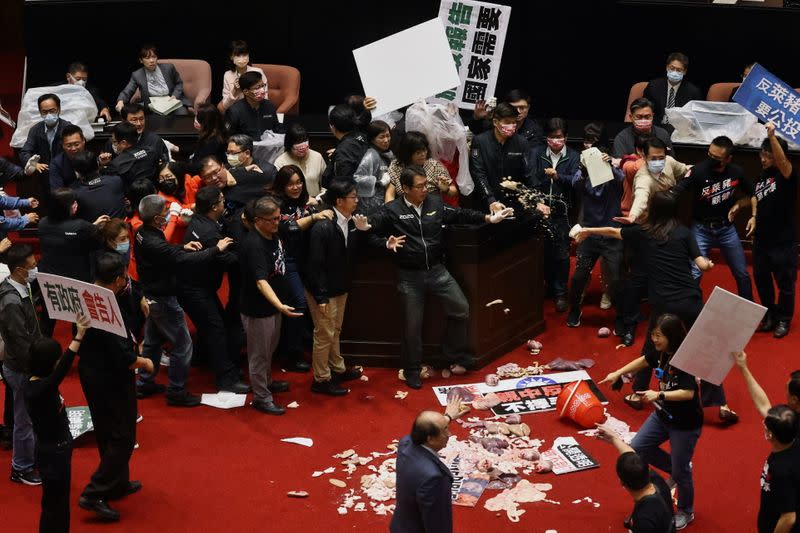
556, 381, 606, 428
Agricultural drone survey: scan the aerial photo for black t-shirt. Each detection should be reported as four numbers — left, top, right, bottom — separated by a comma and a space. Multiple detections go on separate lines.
755, 166, 797, 246
620, 225, 702, 305
676, 160, 752, 223
644, 351, 703, 430
238, 229, 287, 318
224, 99, 284, 141
629, 471, 675, 533
758, 442, 800, 533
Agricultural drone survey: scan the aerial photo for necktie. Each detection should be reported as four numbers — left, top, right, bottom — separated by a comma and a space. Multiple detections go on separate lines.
664, 86, 676, 124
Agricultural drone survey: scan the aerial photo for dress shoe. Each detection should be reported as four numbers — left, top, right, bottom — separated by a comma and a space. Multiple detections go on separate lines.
78, 496, 120, 521
554, 297, 568, 313
758, 315, 775, 332
285, 360, 311, 373
136, 382, 166, 399
332, 367, 363, 382
219, 381, 251, 394
405, 371, 422, 390
252, 400, 285, 415
622, 331, 635, 347
109, 480, 142, 500
311, 379, 349, 396
774, 321, 790, 339
269, 380, 290, 393
165, 390, 201, 407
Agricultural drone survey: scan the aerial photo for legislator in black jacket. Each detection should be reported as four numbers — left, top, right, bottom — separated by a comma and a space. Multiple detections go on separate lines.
643, 77, 703, 126
19, 118, 72, 165
321, 131, 369, 189
179, 214, 238, 290
468, 129, 531, 207
390, 435, 454, 533
305, 216, 359, 305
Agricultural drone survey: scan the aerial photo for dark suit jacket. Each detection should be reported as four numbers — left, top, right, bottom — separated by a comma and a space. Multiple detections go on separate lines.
390, 435, 453, 533
19, 118, 71, 165
644, 77, 703, 125
117, 64, 190, 108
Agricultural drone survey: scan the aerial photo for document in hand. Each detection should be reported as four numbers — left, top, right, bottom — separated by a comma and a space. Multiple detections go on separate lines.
579, 147, 614, 187
148, 96, 182, 116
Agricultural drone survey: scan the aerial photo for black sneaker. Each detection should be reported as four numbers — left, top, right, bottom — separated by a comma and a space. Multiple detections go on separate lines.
165, 390, 201, 407
136, 382, 166, 399
566, 309, 582, 328
269, 380, 290, 393
252, 400, 285, 415
10, 468, 42, 486
555, 297, 568, 313
332, 367, 363, 382
78, 496, 120, 521
311, 380, 349, 396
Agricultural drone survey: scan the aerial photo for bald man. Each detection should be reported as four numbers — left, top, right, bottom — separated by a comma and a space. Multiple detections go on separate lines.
391, 398, 469, 533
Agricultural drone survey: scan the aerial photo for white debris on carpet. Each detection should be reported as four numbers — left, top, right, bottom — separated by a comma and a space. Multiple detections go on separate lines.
577, 413, 637, 444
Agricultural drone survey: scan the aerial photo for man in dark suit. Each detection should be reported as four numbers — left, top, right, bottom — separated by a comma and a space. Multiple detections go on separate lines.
115, 45, 190, 116
65, 61, 112, 122
643, 52, 703, 129
391, 397, 469, 533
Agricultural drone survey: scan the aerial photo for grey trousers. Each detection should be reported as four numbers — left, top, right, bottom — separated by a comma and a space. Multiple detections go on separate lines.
241, 313, 282, 403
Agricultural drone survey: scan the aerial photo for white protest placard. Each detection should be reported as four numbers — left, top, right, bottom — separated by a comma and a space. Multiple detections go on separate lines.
352, 19, 460, 118
37, 272, 127, 338
430, 1, 511, 110
580, 147, 614, 187
670, 286, 767, 385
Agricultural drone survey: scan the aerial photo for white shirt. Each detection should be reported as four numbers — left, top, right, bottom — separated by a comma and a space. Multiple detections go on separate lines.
146, 67, 169, 97
334, 207, 350, 245
7, 277, 30, 299
546, 145, 566, 167
403, 196, 423, 217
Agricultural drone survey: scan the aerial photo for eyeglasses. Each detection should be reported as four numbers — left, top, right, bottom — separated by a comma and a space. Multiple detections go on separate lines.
226, 149, 243, 156
257, 215, 281, 223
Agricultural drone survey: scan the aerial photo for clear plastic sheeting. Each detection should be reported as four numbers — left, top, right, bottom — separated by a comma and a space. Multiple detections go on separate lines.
253, 130, 286, 165
404, 100, 474, 196
665, 101, 764, 147
11, 84, 97, 148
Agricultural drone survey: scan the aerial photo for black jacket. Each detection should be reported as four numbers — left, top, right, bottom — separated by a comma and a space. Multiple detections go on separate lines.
19, 118, 71, 165
179, 214, 237, 289
644, 77, 703, 126
117, 64, 191, 109
71, 175, 127, 222
369, 195, 486, 270
77, 293, 138, 374
104, 131, 170, 168
529, 146, 581, 214
305, 215, 359, 304
106, 145, 160, 190
468, 130, 531, 207
321, 132, 369, 188
468, 116, 544, 147
133, 224, 219, 298
0, 157, 23, 186
226, 165, 276, 209
37, 217, 101, 282
0, 278, 42, 374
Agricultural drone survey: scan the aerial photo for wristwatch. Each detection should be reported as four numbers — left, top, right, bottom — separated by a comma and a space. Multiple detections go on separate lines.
658, 392, 666, 402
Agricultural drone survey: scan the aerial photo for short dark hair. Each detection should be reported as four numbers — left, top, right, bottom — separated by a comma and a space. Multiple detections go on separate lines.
667, 52, 689, 69
654, 313, 687, 354
113, 121, 138, 145
328, 104, 358, 134
323, 179, 356, 206
283, 123, 309, 151
228, 134, 254, 155
493, 102, 519, 120
761, 135, 789, 154
238, 71, 262, 91
4, 243, 33, 272
49, 188, 77, 221
616, 452, 650, 491
38, 93, 60, 109
95, 252, 126, 284
397, 131, 429, 166
765, 405, 798, 445
67, 61, 87, 75
366, 120, 390, 143
504, 89, 530, 104
61, 124, 85, 141
399, 165, 425, 189
127, 178, 156, 214
645, 137, 667, 155
253, 196, 279, 218
71, 150, 99, 178
138, 44, 158, 59
410, 413, 442, 445
230, 39, 249, 58
630, 97, 654, 115
583, 122, 606, 145
789, 370, 800, 401
195, 186, 222, 215
29, 338, 63, 378
711, 136, 734, 156
242, 198, 258, 225
544, 117, 567, 137
634, 133, 652, 152
272, 164, 309, 205
122, 103, 145, 119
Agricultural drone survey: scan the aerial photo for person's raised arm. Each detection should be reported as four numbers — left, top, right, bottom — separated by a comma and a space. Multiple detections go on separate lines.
574, 226, 622, 243
732, 351, 772, 418
598, 356, 649, 386
595, 424, 634, 455
766, 122, 793, 178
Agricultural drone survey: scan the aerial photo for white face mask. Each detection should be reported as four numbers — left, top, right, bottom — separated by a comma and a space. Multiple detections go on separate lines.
233, 55, 250, 68
74, 79, 86, 87
25, 266, 38, 284
226, 153, 242, 167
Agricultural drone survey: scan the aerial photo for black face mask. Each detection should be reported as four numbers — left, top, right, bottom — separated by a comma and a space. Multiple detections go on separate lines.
158, 179, 178, 195
708, 158, 725, 170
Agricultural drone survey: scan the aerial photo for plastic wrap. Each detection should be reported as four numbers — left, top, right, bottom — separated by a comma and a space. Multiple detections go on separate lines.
11, 84, 97, 149
404, 100, 474, 196
253, 130, 286, 165
665, 101, 765, 147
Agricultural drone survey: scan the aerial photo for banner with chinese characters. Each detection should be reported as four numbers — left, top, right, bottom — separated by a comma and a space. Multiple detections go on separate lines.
37, 273, 127, 338
733, 63, 800, 144
432, 0, 511, 109
540, 437, 599, 475
66, 406, 94, 440
489, 379, 607, 416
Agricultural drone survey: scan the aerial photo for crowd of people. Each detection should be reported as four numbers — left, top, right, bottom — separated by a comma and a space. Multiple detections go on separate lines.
0, 43, 798, 532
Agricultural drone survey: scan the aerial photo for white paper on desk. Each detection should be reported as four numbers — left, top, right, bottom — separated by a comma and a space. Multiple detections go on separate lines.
352, 19, 460, 117
670, 286, 767, 385
148, 96, 182, 116
200, 392, 247, 409
580, 147, 614, 187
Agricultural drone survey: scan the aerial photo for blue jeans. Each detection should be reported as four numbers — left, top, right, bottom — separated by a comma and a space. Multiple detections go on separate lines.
397, 265, 471, 372
138, 296, 193, 394
691, 222, 753, 300
631, 412, 702, 513
2, 363, 35, 471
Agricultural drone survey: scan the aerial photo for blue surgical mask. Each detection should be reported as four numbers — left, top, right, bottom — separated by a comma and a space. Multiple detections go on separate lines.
666, 70, 684, 84
116, 241, 130, 254
42, 113, 59, 127
647, 159, 666, 175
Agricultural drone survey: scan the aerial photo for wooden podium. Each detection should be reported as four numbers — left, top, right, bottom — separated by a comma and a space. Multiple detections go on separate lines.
340, 220, 545, 370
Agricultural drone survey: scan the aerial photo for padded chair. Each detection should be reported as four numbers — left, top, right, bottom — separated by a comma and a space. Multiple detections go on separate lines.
252, 63, 301, 114
707, 82, 741, 102
130, 59, 212, 113
623, 81, 649, 122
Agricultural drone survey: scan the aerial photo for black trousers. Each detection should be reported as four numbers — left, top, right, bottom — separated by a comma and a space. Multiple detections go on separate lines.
78, 366, 137, 500
568, 235, 624, 327
753, 242, 797, 323
36, 441, 72, 533
178, 285, 240, 387
543, 214, 571, 299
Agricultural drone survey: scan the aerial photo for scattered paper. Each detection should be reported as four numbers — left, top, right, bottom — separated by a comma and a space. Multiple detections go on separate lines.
395, 391, 408, 399
281, 437, 314, 447
287, 401, 299, 408
200, 392, 247, 409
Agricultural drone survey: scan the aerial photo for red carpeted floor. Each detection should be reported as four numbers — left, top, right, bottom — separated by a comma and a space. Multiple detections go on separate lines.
1, 252, 795, 532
